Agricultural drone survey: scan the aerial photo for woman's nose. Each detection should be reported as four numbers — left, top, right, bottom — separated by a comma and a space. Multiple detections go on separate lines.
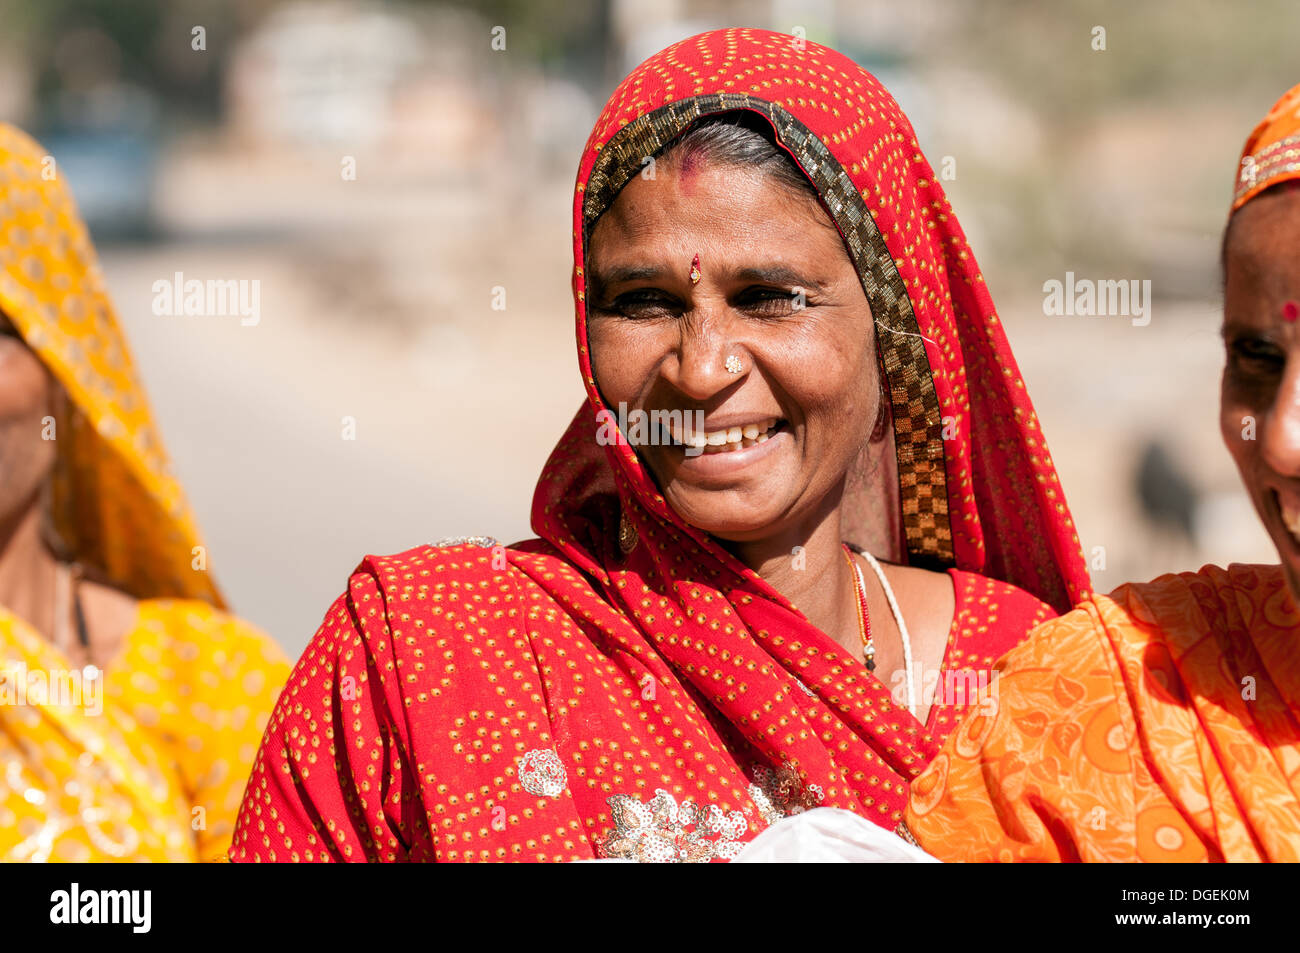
666, 307, 744, 401
1260, 362, 1300, 477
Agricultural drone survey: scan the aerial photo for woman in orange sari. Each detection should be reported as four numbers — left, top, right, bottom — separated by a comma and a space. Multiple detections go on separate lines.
230, 28, 1089, 863
907, 84, 1300, 863
0, 123, 289, 861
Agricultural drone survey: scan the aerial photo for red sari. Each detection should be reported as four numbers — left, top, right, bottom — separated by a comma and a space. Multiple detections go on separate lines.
230, 28, 1090, 862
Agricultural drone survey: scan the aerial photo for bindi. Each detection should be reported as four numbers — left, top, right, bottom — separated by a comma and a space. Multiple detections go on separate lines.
689, 253, 701, 285
1283, 300, 1299, 322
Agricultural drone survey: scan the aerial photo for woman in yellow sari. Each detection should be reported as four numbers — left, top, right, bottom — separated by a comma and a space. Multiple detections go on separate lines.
0, 124, 288, 861
906, 84, 1300, 862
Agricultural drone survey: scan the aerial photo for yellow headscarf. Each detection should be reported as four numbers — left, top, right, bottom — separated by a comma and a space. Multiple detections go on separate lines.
0, 123, 222, 605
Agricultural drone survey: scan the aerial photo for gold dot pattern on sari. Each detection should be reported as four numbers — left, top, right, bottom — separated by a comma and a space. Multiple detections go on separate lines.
229, 541, 1054, 861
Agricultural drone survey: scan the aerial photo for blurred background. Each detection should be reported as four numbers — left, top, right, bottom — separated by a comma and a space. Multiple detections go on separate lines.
1, 0, 1292, 654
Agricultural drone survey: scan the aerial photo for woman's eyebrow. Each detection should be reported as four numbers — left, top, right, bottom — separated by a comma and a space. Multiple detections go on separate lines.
734, 265, 825, 292
587, 264, 664, 298
587, 262, 827, 298
1220, 316, 1271, 338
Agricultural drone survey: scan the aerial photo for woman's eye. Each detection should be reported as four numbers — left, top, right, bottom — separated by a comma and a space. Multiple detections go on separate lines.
737, 287, 803, 315
1228, 337, 1286, 374
603, 291, 678, 318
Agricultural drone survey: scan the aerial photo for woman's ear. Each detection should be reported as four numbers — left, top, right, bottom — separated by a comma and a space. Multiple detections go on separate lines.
869, 362, 891, 444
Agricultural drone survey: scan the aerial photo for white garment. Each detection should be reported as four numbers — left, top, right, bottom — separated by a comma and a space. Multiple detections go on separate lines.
731, 807, 939, 863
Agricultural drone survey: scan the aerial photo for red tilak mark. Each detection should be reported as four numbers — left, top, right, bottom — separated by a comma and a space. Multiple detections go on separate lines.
689, 254, 701, 285
677, 148, 702, 187
1284, 300, 1299, 322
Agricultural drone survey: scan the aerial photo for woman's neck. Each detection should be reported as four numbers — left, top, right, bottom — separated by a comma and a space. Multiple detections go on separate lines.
0, 496, 58, 640
727, 498, 860, 657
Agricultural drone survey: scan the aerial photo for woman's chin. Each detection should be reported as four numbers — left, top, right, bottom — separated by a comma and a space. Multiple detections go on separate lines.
659, 488, 793, 542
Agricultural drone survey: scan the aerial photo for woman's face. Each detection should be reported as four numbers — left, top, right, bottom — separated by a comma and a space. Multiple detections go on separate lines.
586, 155, 881, 542
1221, 184, 1300, 599
0, 311, 58, 526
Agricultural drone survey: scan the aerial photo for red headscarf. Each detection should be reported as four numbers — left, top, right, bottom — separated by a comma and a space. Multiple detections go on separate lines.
537, 28, 1087, 615
231, 29, 1089, 863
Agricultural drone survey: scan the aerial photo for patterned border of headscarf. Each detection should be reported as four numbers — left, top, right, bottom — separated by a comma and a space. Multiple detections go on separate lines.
1235, 132, 1300, 209
580, 93, 952, 566
1233, 83, 1300, 213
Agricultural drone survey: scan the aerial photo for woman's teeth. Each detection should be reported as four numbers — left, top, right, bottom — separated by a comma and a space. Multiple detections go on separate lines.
1279, 493, 1300, 540
665, 418, 781, 453
680, 418, 780, 454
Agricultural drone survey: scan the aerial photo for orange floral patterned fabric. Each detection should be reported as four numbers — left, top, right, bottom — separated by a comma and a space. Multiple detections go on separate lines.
230, 28, 1086, 862
907, 564, 1300, 862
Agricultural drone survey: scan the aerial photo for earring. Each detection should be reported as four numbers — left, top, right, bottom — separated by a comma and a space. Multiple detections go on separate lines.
724, 354, 743, 375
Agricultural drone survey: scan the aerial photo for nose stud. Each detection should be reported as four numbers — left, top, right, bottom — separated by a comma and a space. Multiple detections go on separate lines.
725, 354, 744, 375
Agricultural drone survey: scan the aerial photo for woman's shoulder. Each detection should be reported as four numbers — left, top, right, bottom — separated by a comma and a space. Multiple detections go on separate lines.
948, 568, 1058, 618
1084, 562, 1292, 662
352, 537, 601, 597
132, 596, 287, 671
1108, 562, 1287, 618
943, 568, 1059, 666
980, 565, 1214, 685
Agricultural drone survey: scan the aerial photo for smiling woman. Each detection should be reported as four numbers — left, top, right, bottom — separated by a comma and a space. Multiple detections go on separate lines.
229, 28, 1090, 863
905, 83, 1300, 863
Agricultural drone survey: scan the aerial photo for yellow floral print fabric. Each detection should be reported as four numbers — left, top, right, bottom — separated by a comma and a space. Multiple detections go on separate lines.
1, 601, 287, 861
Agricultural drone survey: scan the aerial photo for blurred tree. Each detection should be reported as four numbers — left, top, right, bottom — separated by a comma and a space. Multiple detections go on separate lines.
429, 0, 611, 83
0, 0, 290, 125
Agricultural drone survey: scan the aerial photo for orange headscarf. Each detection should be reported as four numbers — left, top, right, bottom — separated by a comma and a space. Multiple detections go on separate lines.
1233, 83, 1300, 212
0, 123, 222, 605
